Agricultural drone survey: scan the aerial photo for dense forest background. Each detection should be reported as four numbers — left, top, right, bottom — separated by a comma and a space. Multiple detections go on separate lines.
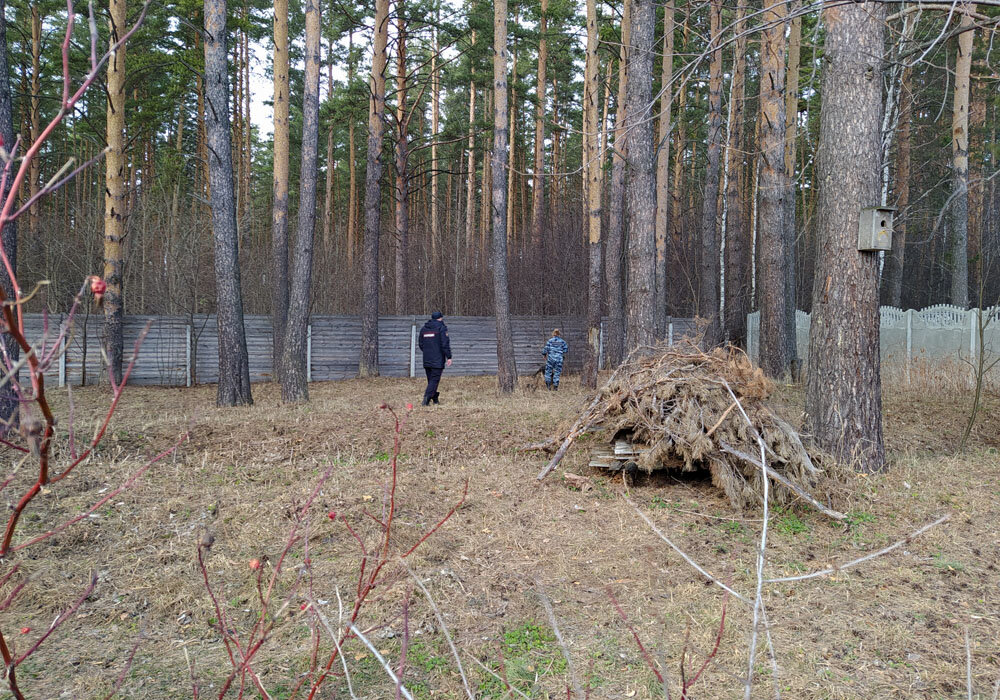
4, 0, 999, 323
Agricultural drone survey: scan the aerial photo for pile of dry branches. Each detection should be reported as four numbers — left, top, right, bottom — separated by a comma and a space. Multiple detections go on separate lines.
542, 344, 844, 514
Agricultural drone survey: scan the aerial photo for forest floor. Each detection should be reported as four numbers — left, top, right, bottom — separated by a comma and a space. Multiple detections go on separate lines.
2, 372, 999, 699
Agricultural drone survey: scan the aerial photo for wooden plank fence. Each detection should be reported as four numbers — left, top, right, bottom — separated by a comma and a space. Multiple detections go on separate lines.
17, 313, 697, 387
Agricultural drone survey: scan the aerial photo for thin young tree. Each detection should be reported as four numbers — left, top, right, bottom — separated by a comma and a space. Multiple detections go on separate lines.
393, 4, 409, 314
723, 0, 748, 346
281, 0, 321, 402
756, 0, 790, 380
805, 1, 886, 471
624, 0, 655, 351
604, 0, 629, 366
360, 0, 390, 377
581, 0, 601, 387
654, 0, 674, 338
492, 0, 517, 392
530, 0, 548, 253
272, 0, 290, 376
205, 0, 253, 406
698, 0, 723, 346
104, 0, 127, 384
784, 0, 802, 371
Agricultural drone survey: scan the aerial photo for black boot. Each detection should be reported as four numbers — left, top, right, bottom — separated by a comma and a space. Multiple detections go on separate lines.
421, 397, 431, 406
545, 381, 552, 391
432, 392, 440, 405
553, 383, 558, 391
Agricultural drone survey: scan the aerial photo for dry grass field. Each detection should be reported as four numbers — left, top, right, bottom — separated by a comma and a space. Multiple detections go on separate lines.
1, 373, 998, 699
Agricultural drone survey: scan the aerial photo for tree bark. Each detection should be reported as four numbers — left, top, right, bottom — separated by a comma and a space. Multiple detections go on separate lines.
530, 0, 548, 253
347, 31, 357, 266
360, 0, 389, 377
784, 2, 802, 371
723, 0, 748, 345
271, 0, 290, 380
654, 0, 674, 339
582, 0, 601, 386
604, 0, 630, 367
104, 0, 127, 385
464, 70, 476, 273
280, 0, 321, 402
968, 71, 985, 299
205, 0, 253, 406
624, 0, 655, 351
0, 0, 18, 427
393, 7, 409, 314
430, 24, 440, 268
950, 4, 974, 308
492, 0, 517, 393
698, 0, 723, 346
324, 39, 335, 251
757, 0, 790, 379
805, 2, 886, 472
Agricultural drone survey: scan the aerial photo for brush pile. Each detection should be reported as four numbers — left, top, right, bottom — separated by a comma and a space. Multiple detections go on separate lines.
542, 344, 844, 515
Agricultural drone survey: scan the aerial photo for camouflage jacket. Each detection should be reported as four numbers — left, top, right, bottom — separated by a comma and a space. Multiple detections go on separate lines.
542, 336, 569, 363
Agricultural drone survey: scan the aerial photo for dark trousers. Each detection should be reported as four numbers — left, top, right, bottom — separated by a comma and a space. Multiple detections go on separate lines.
423, 366, 444, 402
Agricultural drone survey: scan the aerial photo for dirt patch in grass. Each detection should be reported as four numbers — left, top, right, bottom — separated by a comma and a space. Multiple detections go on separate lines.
1, 374, 998, 698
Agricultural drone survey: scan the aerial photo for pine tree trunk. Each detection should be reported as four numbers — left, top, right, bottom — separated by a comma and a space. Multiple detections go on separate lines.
0, 0, 18, 426
347, 31, 357, 266
698, 0, 723, 345
104, 0, 127, 385
604, 0, 630, 366
530, 0, 548, 253
205, 0, 253, 406
950, 4, 974, 308
324, 39, 335, 251
272, 0, 290, 380
757, 0, 790, 379
805, 2, 886, 472
669, 8, 689, 314
624, 0, 655, 351
581, 0, 601, 386
394, 9, 409, 314
492, 0, 517, 392
360, 0, 389, 376
654, 0, 674, 338
430, 25, 440, 268
281, 0, 320, 402
723, 0, 748, 345
784, 2, 802, 371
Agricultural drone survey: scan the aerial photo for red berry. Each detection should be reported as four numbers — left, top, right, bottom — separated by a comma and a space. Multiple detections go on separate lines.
300, 603, 308, 611
19, 627, 29, 634
406, 403, 413, 411
249, 559, 261, 571
327, 511, 336, 520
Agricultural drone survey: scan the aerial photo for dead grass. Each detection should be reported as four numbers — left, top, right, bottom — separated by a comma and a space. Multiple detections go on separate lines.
1, 373, 998, 698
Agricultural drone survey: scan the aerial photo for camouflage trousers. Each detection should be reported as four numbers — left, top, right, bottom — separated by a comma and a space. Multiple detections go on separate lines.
544, 359, 563, 386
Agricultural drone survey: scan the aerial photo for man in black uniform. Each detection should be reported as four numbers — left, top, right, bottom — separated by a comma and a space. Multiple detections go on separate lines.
418, 311, 452, 405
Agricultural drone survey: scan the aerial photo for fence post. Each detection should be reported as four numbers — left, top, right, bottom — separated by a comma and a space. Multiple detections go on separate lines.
905, 309, 913, 385
307, 324, 313, 383
410, 323, 417, 378
969, 309, 977, 364
185, 324, 192, 387
58, 334, 66, 388
668, 320, 674, 347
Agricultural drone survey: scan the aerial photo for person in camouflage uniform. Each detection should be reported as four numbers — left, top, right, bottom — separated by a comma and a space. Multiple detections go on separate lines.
542, 329, 569, 391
